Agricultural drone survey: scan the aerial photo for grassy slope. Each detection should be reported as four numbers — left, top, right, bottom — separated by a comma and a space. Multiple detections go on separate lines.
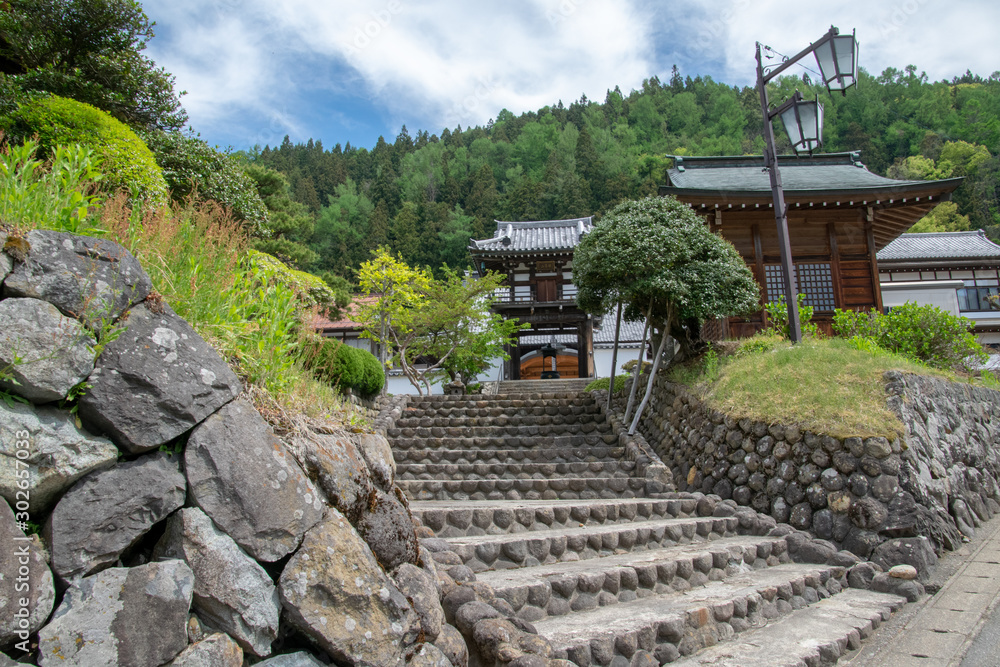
685, 338, 956, 439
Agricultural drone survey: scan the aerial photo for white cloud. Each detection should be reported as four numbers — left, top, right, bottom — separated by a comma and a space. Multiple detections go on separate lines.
681, 0, 1000, 86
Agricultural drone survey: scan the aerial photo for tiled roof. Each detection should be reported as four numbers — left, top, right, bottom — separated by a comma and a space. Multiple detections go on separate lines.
665, 152, 937, 193
470, 217, 593, 253
877, 230, 1000, 262
518, 320, 647, 349
312, 295, 378, 332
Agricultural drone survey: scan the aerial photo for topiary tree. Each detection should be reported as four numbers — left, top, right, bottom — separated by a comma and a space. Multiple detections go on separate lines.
573, 195, 760, 432
2, 94, 168, 204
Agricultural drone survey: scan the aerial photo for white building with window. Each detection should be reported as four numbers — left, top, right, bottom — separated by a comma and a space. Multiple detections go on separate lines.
877, 230, 1000, 345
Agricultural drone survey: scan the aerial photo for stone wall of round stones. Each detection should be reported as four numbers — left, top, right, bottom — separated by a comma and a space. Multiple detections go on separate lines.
624, 371, 1000, 560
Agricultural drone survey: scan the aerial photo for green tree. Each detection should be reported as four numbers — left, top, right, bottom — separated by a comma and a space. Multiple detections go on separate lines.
907, 201, 971, 233
313, 177, 374, 275
245, 164, 318, 269
356, 247, 431, 389
573, 196, 760, 431
0, 0, 187, 131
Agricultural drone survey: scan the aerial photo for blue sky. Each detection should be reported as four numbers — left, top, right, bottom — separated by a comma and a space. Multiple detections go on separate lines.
142, 0, 1000, 153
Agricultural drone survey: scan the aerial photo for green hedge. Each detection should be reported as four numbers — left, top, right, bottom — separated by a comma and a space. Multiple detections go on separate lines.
305, 337, 384, 396
2, 95, 168, 205
832, 302, 987, 370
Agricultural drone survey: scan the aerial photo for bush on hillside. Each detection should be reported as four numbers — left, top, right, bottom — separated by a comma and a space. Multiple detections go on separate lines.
585, 375, 629, 392
1, 95, 168, 205
832, 302, 986, 370
142, 130, 267, 233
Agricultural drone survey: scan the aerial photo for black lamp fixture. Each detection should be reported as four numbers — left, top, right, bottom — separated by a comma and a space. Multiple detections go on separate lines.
756, 26, 859, 342
539, 336, 564, 380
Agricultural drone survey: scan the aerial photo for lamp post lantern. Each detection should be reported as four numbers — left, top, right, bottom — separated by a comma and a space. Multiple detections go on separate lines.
756, 26, 858, 342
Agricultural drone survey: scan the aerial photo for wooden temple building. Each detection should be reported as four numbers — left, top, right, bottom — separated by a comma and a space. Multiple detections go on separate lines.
659, 152, 963, 337
469, 217, 596, 380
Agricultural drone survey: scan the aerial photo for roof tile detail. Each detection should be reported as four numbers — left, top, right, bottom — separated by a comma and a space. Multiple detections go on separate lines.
470, 217, 593, 253
877, 230, 1000, 262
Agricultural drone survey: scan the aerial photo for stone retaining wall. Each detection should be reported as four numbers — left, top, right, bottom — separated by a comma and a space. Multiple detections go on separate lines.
0, 229, 516, 667
630, 372, 1000, 564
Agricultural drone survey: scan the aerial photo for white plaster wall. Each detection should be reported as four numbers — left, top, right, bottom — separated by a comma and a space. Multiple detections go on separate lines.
879, 281, 962, 315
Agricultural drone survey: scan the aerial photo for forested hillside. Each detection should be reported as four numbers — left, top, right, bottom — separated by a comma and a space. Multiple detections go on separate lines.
251, 66, 1000, 280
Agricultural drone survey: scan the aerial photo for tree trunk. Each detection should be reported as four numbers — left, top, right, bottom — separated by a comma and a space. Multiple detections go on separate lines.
628, 327, 670, 436
624, 300, 653, 422
606, 301, 622, 413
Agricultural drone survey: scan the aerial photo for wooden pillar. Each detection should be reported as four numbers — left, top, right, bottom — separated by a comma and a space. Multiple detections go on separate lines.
865, 208, 884, 313
512, 336, 521, 380
577, 320, 594, 378
828, 222, 844, 310
752, 223, 767, 328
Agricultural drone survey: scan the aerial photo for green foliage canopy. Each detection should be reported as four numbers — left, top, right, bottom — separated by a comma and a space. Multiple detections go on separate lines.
573, 196, 760, 352
2, 95, 167, 204
0, 0, 187, 131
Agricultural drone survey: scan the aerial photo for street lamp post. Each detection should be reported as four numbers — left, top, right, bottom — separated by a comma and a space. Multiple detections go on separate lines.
756, 26, 858, 342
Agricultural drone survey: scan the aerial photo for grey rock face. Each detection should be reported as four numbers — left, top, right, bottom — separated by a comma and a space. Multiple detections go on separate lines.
394, 563, 445, 642
256, 652, 327, 666
357, 488, 419, 570
0, 400, 117, 514
871, 537, 938, 583
407, 643, 453, 667
47, 452, 186, 581
433, 624, 468, 667
0, 500, 55, 650
294, 430, 372, 523
0, 231, 10, 282
356, 432, 396, 489
186, 400, 324, 562
0, 298, 96, 402
153, 507, 280, 657
38, 560, 194, 667
2, 230, 151, 326
279, 511, 419, 667
165, 633, 243, 667
78, 302, 242, 453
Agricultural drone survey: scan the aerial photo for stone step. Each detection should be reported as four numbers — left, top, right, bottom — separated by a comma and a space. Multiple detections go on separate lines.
410, 497, 699, 537
670, 589, 907, 667
398, 476, 665, 502
393, 411, 605, 429
400, 402, 603, 419
387, 422, 613, 441
442, 515, 739, 572
388, 433, 620, 451
478, 534, 792, 622
397, 460, 635, 481
497, 379, 594, 394
408, 391, 591, 408
393, 446, 627, 466
535, 563, 849, 666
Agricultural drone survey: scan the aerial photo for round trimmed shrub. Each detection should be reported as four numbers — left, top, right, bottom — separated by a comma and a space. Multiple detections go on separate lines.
357, 348, 385, 395
2, 95, 168, 205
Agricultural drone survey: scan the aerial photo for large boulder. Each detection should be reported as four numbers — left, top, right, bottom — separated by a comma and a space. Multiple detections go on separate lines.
165, 633, 243, 667
153, 507, 280, 657
0, 400, 117, 514
0, 500, 55, 651
185, 400, 324, 562
393, 563, 445, 642
256, 653, 327, 666
0, 230, 10, 281
356, 488, 419, 570
2, 230, 151, 326
871, 537, 938, 583
293, 430, 372, 523
355, 432, 396, 490
0, 297, 96, 402
78, 302, 242, 453
38, 560, 194, 667
46, 452, 186, 581
279, 511, 419, 667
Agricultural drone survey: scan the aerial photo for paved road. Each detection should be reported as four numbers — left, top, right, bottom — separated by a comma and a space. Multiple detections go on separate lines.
847, 513, 1000, 666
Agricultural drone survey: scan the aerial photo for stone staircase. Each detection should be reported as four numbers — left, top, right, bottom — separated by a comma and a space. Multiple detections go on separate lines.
387, 383, 908, 666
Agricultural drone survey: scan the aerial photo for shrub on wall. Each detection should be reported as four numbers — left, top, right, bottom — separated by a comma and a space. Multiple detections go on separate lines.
304, 337, 384, 396
1, 95, 168, 205
833, 302, 987, 370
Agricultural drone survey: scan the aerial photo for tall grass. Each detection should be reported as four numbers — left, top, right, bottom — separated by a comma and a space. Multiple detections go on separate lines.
3, 142, 349, 422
